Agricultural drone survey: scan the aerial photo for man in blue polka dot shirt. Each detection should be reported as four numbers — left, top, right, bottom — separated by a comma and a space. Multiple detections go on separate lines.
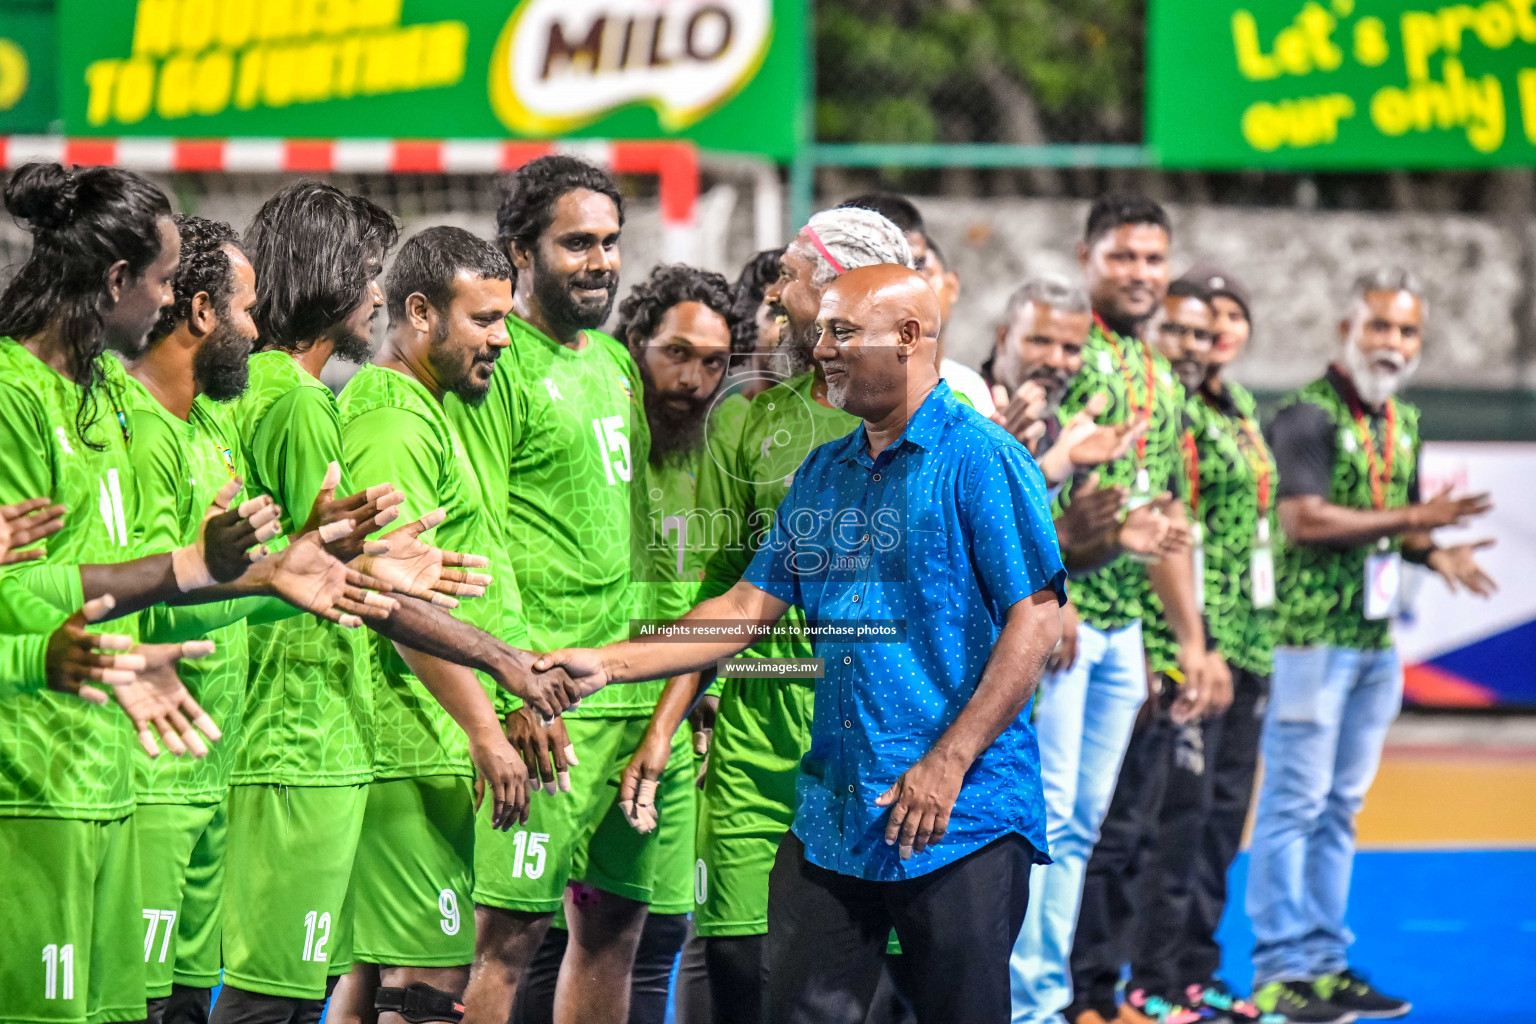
536, 263, 1068, 1023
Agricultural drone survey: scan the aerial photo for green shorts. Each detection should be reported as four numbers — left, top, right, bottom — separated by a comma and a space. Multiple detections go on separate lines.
0, 815, 145, 1024
133, 801, 220, 998
693, 677, 815, 938
172, 796, 226, 989
349, 775, 475, 968
644, 724, 698, 915
221, 784, 367, 999
474, 716, 660, 912
550, 722, 698, 928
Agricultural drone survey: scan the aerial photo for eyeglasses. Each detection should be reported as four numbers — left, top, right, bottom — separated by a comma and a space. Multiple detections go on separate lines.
1157, 322, 1214, 344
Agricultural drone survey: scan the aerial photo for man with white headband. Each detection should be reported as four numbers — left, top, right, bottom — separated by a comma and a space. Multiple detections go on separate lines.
1246, 267, 1495, 1024
622, 206, 912, 1023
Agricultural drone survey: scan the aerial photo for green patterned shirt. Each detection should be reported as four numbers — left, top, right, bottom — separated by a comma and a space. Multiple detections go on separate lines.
125, 381, 253, 803
1271, 371, 1421, 651
1057, 321, 1186, 636
0, 343, 141, 819
340, 364, 517, 778
1184, 382, 1279, 676
227, 350, 375, 786
446, 316, 651, 717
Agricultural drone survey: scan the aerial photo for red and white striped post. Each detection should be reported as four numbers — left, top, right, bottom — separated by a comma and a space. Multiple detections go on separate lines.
0, 135, 701, 262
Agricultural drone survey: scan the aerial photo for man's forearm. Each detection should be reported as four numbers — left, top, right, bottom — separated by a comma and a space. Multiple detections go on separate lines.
602, 583, 785, 685
79, 555, 181, 618
393, 642, 504, 746
368, 594, 526, 693
645, 672, 710, 743
1279, 498, 1419, 548
1146, 542, 1205, 651
928, 591, 1061, 768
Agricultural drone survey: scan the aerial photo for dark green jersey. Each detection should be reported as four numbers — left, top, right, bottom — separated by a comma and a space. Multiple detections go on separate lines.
1057, 321, 1185, 634
446, 316, 650, 717
1182, 383, 1278, 675
0, 342, 141, 819
1272, 373, 1421, 651
699, 373, 861, 662
124, 380, 253, 803
339, 364, 515, 778
228, 350, 375, 785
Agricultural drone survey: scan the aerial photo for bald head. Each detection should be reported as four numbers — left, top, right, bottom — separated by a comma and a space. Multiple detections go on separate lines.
815, 264, 941, 418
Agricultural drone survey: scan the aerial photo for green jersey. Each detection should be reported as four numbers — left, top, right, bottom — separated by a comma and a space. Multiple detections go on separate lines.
227, 350, 374, 785
1177, 383, 1279, 676
699, 372, 861, 662
339, 364, 517, 778
0, 341, 141, 819
1273, 373, 1421, 651
124, 379, 253, 803
1057, 322, 1185, 634
446, 316, 650, 718
638, 392, 753, 623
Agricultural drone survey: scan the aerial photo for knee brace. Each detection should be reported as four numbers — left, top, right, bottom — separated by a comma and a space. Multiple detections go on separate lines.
375, 984, 465, 1024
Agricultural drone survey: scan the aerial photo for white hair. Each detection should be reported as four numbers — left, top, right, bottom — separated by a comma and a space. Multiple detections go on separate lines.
793, 207, 914, 287
1347, 265, 1426, 318
1003, 272, 1092, 321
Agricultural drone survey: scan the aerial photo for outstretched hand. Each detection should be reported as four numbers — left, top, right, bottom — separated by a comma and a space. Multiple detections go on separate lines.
51, 599, 222, 759
0, 496, 66, 564
243, 530, 398, 627
300, 462, 407, 562
198, 478, 283, 583
350, 508, 492, 609
1428, 539, 1497, 597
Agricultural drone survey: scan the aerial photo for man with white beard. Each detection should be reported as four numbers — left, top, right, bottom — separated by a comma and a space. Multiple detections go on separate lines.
1245, 267, 1496, 1024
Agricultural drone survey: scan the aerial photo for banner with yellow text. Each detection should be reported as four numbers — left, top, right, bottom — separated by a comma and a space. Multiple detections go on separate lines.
1149, 0, 1536, 167
58, 0, 803, 157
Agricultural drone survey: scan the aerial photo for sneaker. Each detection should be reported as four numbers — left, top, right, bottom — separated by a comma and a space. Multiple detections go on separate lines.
1253, 981, 1357, 1024
1313, 971, 1411, 1019
1187, 979, 1284, 1024
1119, 989, 1207, 1024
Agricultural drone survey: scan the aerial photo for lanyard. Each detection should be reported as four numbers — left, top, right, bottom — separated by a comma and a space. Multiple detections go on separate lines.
1181, 428, 1200, 515
1094, 313, 1154, 464
1338, 371, 1395, 510
1235, 416, 1272, 514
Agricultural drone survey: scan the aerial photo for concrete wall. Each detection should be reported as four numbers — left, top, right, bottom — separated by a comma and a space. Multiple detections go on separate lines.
3, 177, 1529, 394
911, 198, 1536, 393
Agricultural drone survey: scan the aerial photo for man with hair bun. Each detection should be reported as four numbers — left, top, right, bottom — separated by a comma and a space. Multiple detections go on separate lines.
0, 164, 373, 1024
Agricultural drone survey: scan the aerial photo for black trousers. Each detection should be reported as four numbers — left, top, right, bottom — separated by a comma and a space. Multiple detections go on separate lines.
1068, 669, 1269, 1014
765, 830, 1033, 1024
1159, 668, 1268, 990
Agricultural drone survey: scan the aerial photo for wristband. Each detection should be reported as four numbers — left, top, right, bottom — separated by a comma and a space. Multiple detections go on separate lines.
172, 543, 216, 592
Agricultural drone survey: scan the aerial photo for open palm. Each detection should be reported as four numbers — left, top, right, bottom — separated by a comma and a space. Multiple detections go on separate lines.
350, 509, 492, 608
252, 531, 397, 627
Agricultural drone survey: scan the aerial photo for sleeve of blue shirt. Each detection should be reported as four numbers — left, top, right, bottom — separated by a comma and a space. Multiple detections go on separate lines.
741, 467, 806, 609
964, 443, 1069, 619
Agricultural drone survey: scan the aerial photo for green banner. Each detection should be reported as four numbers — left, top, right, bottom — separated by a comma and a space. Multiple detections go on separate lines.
0, 1, 57, 133
58, 0, 803, 158
1149, 0, 1536, 167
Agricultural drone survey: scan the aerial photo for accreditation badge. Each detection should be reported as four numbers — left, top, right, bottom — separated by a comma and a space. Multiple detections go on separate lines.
1250, 518, 1275, 610
1191, 521, 1206, 611
1363, 538, 1402, 621
1125, 467, 1156, 564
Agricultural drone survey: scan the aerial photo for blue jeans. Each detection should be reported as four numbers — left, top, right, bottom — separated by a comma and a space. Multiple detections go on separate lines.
1011, 620, 1147, 1023
1246, 645, 1403, 987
